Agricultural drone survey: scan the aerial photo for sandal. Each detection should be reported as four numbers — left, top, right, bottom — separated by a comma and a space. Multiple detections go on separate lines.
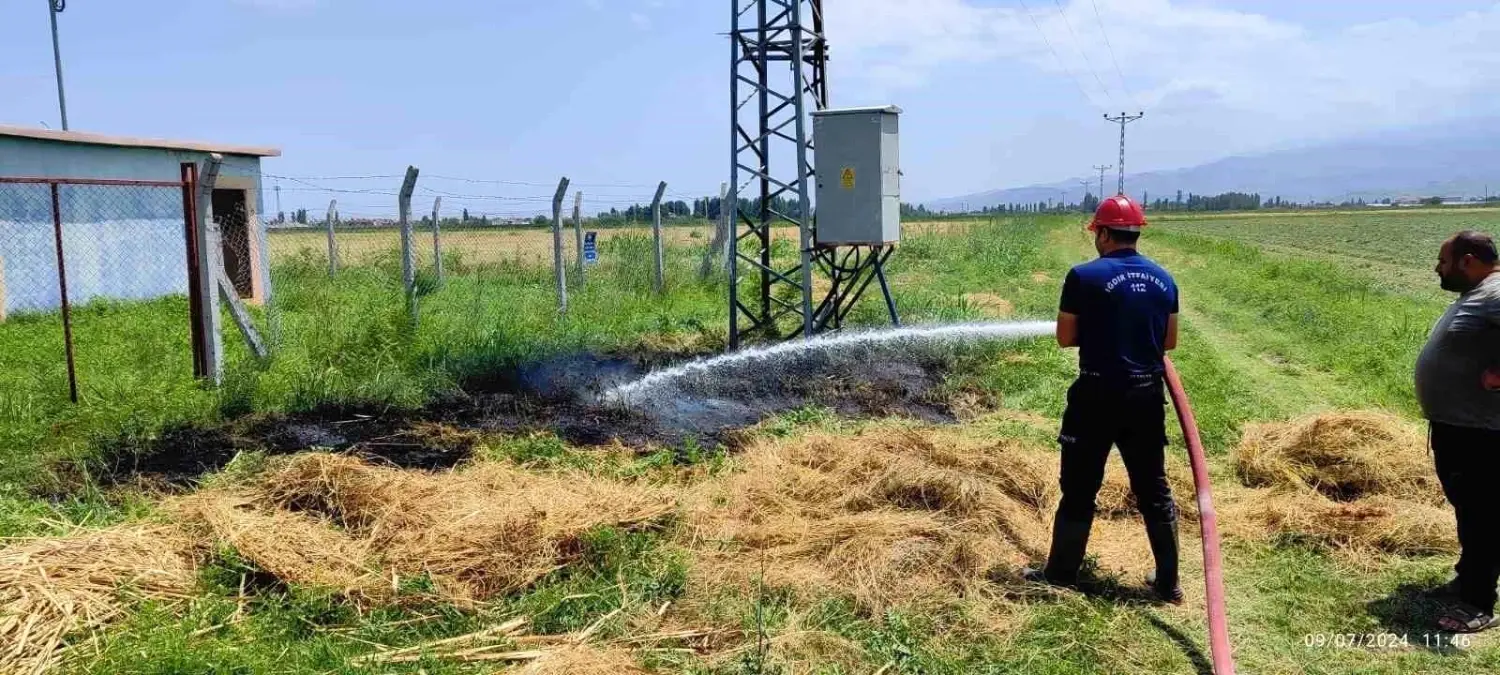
1437, 602, 1500, 634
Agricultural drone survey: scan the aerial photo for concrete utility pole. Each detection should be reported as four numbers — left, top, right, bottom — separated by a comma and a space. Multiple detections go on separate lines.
274, 184, 282, 221
1104, 111, 1144, 195
1093, 165, 1112, 200
49, 1, 69, 130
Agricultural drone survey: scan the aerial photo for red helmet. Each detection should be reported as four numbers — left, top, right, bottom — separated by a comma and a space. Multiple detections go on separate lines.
1090, 194, 1148, 232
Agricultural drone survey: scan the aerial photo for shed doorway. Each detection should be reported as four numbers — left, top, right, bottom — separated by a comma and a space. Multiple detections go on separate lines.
212, 188, 254, 298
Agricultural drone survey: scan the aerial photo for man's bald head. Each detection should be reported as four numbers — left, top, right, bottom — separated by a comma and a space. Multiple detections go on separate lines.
1437, 230, 1499, 293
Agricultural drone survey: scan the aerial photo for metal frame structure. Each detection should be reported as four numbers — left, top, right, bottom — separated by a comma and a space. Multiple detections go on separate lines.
0, 170, 205, 402
728, 0, 827, 348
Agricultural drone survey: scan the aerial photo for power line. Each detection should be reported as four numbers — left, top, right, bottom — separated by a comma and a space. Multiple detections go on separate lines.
1017, 0, 1104, 110
1088, 0, 1138, 108
1050, 0, 1117, 107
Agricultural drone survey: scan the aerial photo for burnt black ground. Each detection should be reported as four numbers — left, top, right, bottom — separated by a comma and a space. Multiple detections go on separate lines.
90, 344, 973, 487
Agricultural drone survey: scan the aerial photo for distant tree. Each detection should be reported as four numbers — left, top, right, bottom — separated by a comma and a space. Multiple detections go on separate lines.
277, 211, 285, 223
1421, 196, 1444, 206
532, 215, 549, 226
1081, 192, 1100, 213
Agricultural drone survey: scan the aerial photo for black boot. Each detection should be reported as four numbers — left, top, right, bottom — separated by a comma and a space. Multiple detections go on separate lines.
1024, 515, 1094, 587
1144, 519, 1183, 604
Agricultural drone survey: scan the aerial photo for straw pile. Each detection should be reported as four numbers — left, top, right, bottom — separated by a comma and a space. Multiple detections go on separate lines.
1231, 491, 1455, 555
251, 453, 676, 602
169, 492, 389, 601
683, 428, 1053, 609
1228, 412, 1453, 555
1235, 412, 1439, 504
0, 525, 201, 674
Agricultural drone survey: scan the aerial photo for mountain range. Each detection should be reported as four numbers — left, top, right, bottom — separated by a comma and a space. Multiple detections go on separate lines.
925, 119, 1500, 211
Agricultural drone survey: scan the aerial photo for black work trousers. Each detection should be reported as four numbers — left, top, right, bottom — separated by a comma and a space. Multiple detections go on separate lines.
1431, 421, 1500, 614
1055, 378, 1178, 525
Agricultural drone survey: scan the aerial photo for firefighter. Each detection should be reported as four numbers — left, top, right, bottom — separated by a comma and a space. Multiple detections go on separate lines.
1023, 194, 1183, 603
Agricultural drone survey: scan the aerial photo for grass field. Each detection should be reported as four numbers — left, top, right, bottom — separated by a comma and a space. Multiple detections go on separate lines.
2, 210, 1498, 674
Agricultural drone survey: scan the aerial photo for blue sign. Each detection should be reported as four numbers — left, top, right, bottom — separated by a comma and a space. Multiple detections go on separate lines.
584, 231, 599, 265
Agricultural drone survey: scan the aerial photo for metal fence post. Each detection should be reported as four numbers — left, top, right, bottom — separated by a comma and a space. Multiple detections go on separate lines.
572, 191, 584, 283
193, 155, 225, 385
651, 181, 667, 294
551, 177, 571, 313
50, 182, 78, 402
398, 166, 420, 324
325, 198, 338, 275
431, 196, 443, 284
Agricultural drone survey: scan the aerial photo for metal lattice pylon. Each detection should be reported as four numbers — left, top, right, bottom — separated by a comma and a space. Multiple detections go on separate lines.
728, 0, 828, 348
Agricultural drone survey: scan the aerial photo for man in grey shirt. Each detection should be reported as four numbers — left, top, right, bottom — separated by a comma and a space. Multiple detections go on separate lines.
1416, 230, 1500, 633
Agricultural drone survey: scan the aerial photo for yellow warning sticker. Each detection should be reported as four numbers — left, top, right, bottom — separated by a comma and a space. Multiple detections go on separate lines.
840, 167, 856, 190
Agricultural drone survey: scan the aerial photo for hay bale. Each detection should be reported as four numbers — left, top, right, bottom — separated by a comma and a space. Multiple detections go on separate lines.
256, 454, 675, 602
0, 525, 200, 674
169, 491, 388, 601
1230, 489, 1456, 556
1235, 412, 1440, 504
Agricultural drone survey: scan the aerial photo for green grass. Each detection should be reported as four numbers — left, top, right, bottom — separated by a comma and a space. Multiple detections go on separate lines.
7, 211, 1500, 673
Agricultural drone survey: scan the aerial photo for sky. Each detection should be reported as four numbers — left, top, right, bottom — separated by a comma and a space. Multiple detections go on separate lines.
3, 0, 1500, 215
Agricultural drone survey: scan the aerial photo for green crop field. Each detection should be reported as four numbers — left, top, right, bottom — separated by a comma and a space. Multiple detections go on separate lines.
2, 210, 1499, 674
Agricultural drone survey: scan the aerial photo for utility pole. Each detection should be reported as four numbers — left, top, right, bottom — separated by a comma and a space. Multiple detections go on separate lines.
1104, 111, 1144, 195
49, 0, 69, 130
1078, 180, 1093, 212
274, 184, 282, 222
1093, 164, 1113, 199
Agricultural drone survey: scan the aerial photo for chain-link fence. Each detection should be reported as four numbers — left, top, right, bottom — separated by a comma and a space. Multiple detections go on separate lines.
0, 176, 200, 404
255, 174, 727, 337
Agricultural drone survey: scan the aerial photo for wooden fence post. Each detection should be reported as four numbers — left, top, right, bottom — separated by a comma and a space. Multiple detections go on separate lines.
552, 177, 571, 313
651, 181, 667, 294
398, 166, 420, 324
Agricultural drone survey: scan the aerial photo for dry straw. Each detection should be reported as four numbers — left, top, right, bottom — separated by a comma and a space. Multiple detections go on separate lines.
0, 525, 200, 675
255, 453, 675, 602
1228, 412, 1453, 556
1235, 411, 1439, 504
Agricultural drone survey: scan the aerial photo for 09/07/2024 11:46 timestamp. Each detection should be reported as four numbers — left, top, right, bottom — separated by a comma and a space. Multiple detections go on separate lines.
1304, 633, 1473, 650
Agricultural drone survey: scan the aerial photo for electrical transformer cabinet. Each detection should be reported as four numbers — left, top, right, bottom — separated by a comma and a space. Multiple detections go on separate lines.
812, 105, 901, 246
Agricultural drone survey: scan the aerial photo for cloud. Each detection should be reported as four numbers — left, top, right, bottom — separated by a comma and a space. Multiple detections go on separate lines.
824, 0, 1500, 149
630, 12, 651, 30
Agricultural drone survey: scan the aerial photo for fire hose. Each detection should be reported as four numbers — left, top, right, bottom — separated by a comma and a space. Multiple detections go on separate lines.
1163, 356, 1236, 675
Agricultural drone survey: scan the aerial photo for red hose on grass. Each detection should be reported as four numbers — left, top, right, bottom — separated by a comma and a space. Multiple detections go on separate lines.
1163, 356, 1236, 675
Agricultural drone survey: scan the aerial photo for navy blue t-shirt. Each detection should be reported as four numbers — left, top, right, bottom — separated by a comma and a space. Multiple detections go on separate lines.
1059, 249, 1179, 386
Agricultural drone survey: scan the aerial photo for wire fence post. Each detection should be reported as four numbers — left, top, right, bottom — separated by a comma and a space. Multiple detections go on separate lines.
325, 198, 338, 275
651, 181, 667, 294
551, 177, 571, 313
572, 191, 584, 283
430, 196, 444, 285
700, 181, 729, 280
193, 154, 225, 386
398, 166, 420, 324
